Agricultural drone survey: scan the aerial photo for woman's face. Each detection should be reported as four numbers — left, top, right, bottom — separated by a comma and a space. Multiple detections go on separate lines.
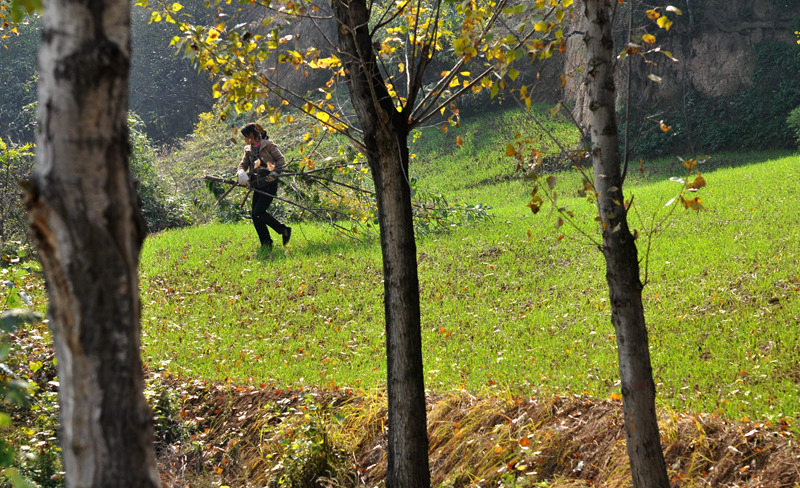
244, 133, 260, 146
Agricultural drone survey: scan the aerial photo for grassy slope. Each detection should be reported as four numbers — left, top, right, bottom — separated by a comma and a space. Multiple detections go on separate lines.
140, 106, 800, 429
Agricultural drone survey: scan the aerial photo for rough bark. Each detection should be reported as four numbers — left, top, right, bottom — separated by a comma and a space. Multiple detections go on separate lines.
24, 0, 160, 486
583, 1, 670, 487
331, 0, 431, 486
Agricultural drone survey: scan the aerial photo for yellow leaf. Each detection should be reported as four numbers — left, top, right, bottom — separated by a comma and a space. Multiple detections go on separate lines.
398, 62, 405, 73
642, 33, 656, 45
534, 21, 547, 32
687, 174, 706, 190
149, 11, 162, 23
316, 111, 331, 123
682, 158, 698, 170
171, 2, 183, 12
656, 15, 673, 30
646, 9, 660, 20
205, 29, 220, 43
681, 196, 705, 211
449, 77, 460, 88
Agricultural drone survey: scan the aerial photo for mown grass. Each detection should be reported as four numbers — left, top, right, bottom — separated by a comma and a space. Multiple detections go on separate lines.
140, 102, 800, 433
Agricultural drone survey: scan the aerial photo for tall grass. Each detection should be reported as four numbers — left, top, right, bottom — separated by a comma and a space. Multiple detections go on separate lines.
140, 144, 800, 429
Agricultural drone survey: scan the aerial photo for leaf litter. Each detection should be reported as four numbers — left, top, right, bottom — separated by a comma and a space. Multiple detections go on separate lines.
153, 374, 800, 487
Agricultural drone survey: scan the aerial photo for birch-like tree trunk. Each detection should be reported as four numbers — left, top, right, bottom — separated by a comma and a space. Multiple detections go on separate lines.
331, 0, 430, 486
24, 0, 160, 486
583, 1, 670, 487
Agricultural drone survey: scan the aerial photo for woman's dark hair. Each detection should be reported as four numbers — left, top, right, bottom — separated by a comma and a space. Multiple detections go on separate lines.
240, 123, 268, 140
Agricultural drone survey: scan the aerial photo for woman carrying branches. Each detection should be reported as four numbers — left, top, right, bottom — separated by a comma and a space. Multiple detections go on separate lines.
237, 123, 292, 251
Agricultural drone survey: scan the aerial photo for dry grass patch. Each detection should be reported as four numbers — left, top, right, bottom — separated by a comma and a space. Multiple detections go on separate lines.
154, 377, 799, 487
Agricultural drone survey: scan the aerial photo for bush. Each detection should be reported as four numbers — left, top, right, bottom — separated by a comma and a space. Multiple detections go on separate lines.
787, 105, 800, 147
628, 40, 800, 157
0, 138, 34, 248
129, 114, 193, 233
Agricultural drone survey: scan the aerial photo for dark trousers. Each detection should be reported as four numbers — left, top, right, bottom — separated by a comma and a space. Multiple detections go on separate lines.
251, 180, 286, 246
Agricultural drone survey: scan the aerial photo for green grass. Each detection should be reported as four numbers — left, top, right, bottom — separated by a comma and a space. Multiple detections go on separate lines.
408, 104, 581, 198
140, 131, 800, 430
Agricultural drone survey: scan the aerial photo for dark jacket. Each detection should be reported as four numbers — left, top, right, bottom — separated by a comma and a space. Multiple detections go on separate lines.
238, 139, 286, 187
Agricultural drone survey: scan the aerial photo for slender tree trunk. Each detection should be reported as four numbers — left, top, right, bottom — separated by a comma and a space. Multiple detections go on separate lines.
331, 0, 430, 486
24, 0, 160, 486
583, 1, 670, 487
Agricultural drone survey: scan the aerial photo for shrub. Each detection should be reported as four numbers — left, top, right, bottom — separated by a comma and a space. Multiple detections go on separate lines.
787, 105, 800, 147
0, 138, 34, 247
129, 114, 193, 233
628, 40, 800, 157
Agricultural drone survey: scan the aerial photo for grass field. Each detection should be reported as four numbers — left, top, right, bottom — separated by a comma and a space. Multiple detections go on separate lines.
138, 106, 800, 430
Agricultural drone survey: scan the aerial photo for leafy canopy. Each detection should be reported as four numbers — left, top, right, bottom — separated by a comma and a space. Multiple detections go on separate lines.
142, 0, 574, 167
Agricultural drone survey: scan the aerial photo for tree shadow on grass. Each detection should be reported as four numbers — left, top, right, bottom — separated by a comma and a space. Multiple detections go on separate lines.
254, 227, 378, 264
627, 149, 799, 183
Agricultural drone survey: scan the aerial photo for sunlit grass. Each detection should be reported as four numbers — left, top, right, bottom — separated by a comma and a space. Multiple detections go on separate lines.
140, 147, 800, 428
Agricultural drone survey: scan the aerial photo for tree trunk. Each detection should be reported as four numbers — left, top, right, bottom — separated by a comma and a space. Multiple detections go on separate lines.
24, 0, 161, 486
331, 0, 431, 486
583, 1, 670, 487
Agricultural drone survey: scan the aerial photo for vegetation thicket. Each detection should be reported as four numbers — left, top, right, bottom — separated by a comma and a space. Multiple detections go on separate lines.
0, 6, 213, 146
629, 39, 800, 157
788, 104, 800, 147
